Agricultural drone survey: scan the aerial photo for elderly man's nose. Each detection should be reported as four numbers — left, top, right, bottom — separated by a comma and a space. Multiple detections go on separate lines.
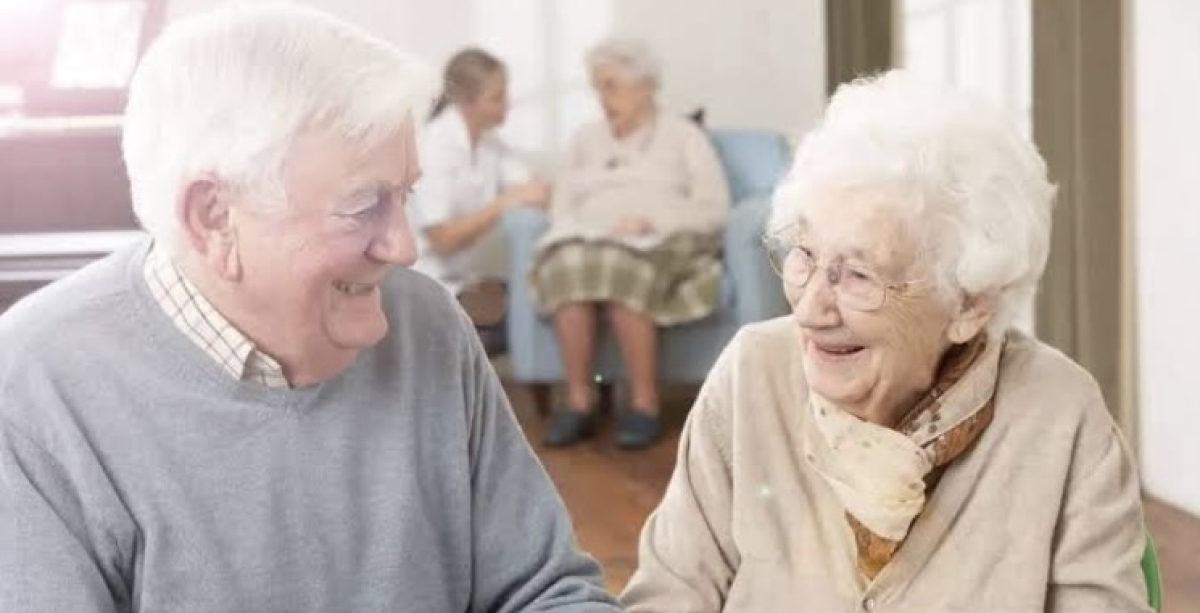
369, 209, 416, 265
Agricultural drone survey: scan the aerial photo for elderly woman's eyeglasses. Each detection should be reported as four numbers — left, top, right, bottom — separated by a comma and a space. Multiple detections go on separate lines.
760, 233, 918, 312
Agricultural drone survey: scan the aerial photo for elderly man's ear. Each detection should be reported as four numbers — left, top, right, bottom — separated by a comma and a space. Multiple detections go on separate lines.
180, 176, 242, 281
947, 293, 996, 343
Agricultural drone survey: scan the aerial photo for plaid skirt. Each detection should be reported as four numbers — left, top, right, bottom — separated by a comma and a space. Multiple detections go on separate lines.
529, 234, 723, 326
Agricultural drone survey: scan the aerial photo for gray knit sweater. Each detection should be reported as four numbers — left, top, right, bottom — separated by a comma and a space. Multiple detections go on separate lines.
0, 240, 618, 613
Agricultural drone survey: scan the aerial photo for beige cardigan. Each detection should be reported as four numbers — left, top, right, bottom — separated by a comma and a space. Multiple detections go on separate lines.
537, 112, 730, 252
621, 317, 1151, 613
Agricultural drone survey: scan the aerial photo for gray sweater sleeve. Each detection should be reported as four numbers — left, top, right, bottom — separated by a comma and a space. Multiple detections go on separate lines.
0, 417, 132, 613
459, 317, 620, 613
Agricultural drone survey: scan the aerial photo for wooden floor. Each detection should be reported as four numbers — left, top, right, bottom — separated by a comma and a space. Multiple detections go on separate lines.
506, 381, 1200, 608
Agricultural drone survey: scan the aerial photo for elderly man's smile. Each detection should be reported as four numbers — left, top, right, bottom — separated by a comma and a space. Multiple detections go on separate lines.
332, 280, 377, 296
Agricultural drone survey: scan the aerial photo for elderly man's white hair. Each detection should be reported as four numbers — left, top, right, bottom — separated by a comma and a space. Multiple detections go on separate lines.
771, 70, 1056, 337
122, 3, 434, 253
586, 37, 660, 89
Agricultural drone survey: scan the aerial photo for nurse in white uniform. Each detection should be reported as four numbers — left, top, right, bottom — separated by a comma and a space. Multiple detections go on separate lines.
410, 48, 550, 353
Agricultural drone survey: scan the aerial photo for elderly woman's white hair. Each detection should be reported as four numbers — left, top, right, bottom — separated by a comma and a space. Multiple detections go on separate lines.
585, 37, 660, 89
770, 69, 1056, 337
121, 3, 434, 253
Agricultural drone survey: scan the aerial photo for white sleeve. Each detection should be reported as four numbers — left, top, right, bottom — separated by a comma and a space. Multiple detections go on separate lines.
410, 130, 461, 231
495, 138, 533, 188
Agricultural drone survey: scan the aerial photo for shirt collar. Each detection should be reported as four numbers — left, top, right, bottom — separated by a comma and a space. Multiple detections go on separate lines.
142, 245, 290, 388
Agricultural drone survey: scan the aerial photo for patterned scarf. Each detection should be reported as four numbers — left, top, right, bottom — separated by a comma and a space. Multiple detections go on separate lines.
809, 335, 1001, 580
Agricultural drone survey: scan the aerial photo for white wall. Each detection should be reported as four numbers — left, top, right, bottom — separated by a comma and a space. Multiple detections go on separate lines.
168, 0, 471, 62
611, 0, 825, 136
166, 0, 825, 161
1131, 0, 1200, 517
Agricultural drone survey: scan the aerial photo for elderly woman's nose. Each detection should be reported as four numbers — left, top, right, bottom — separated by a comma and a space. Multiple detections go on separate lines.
792, 269, 841, 325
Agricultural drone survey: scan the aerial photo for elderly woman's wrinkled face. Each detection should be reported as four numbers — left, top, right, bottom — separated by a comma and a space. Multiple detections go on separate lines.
590, 62, 655, 136
227, 120, 420, 382
786, 185, 985, 424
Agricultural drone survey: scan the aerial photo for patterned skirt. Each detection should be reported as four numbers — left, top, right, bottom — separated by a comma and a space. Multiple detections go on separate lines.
528, 234, 723, 326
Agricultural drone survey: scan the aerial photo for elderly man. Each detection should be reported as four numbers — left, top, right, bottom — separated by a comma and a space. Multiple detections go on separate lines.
0, 5, 618, 613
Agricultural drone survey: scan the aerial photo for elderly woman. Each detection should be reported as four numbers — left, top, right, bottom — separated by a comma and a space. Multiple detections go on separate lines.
620, 71, 1150, 612
0, 5, 618, 612
532, 38, 731, 450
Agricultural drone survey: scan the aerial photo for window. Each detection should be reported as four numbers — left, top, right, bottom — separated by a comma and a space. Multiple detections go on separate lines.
899, 0, 1031, 136
0, 0, 164, 117
0, 84, 23, 117
52, 1, 148, 89
471, 0, 613, 162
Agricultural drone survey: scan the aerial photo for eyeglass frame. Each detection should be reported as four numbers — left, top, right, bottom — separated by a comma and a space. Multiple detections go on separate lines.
760, 227, 925, 312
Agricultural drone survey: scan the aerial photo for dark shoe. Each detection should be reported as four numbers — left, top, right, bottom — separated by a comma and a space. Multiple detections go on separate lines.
615, 409, 662, 450
477, 324, 507, 357
543, 408, 598, 447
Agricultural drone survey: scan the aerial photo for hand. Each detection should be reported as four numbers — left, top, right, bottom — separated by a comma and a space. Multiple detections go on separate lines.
503, 179, 551, 210
610, 215, 655, 237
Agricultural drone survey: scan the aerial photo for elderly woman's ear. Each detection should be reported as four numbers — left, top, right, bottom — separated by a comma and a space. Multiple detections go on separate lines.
947, 292, 996, 343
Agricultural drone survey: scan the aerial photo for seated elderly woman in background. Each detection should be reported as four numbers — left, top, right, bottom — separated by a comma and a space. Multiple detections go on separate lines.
620, 71, 1151, 612
531, 38, 730, 450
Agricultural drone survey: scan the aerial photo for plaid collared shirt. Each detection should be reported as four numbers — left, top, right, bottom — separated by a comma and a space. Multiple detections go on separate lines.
143, 247, 290, 388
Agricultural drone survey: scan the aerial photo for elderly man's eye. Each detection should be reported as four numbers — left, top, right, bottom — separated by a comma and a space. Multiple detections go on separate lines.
358, 205, 383, 220
342, 200, 381, 219
340, 186, 403, 220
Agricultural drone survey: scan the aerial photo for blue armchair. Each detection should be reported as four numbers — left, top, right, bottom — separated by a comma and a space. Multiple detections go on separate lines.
501, 129, 792, 410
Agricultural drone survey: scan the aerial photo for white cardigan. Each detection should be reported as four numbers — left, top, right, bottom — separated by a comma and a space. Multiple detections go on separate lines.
537, 113, 730, 253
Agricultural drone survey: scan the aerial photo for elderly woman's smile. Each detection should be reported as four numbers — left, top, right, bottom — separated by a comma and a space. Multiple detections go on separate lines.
809, 342, 866, 358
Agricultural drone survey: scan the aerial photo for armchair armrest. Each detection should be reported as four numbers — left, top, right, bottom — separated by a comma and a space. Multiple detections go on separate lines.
501, 207, 548, 291
723, 195, 788, 323
501, 207, 551, 378
500, 207, 548, 290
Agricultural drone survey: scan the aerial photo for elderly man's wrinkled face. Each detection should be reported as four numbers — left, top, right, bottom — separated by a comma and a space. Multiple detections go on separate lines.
590, 62, 655, 137
223, 120, 420, 383
786, 184, 987, 425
